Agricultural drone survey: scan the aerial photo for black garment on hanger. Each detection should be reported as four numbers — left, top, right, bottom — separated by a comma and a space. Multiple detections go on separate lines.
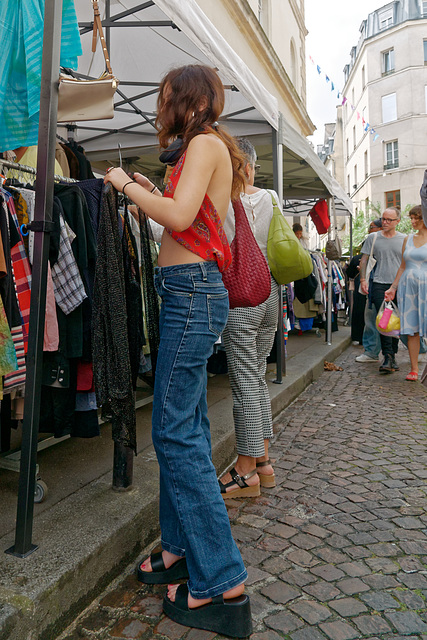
64, 141, 95, 180
78, 178, 104, 235
0, 395, 12, 453
92, 185, 136, 453
141, 213, 160, 379
122, 210, 144, 388
39, 357, 77, 438
59, 142, 80, 179
0, 198, 23, 327
54, 183, 97, 361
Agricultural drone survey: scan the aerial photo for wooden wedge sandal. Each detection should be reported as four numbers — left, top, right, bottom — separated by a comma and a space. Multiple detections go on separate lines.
219, 468, 260, 499
256, 458, 276, 488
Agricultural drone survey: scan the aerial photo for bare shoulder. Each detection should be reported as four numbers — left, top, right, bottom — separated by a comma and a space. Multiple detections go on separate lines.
187, 133, 228, 158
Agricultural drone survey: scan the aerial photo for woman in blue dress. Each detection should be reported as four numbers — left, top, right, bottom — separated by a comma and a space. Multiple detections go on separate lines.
385, 205, 427, 381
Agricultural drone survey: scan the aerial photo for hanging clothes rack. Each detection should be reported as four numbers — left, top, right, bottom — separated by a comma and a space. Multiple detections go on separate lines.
0, 158, 76, 503
0, 158, 154, 504
0, 157, 77, 184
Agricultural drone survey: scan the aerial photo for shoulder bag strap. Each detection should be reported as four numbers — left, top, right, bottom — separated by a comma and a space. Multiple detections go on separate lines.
369, 230, 377, 261
267, 189, 280, 214
92, 0, 113, 74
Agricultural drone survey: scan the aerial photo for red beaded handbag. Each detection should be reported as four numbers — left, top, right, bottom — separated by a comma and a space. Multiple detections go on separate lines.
222, 198, 271, 309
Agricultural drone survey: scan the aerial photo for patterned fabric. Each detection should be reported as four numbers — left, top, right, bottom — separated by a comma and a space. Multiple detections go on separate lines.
12, 190, 29, 256
8, 198, 32, 352
51, 214, 87, 315
221, 277, 279, 457
0, 299, 18, 383
3, 326, 25, 392
398, 235, 427, 336
92, 186, 136, 453
15, 187, 35, 262
164, 151, 232, 272
0, 0, 82, 151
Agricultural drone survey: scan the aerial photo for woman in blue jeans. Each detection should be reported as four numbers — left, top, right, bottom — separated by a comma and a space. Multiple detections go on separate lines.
104, 65, 251, 637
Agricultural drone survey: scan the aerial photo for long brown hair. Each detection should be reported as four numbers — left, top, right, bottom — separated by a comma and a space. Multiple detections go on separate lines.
156, 65, 246, 199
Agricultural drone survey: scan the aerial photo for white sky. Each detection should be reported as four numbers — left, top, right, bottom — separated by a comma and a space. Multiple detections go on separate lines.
305, 0, 385, 148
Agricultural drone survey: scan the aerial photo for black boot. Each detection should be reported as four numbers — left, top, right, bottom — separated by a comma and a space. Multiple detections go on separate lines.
379, 355, 394, 373
391, 355, 399, 371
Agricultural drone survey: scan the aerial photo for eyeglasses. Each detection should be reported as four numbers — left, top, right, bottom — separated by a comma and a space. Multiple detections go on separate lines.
381, 217, 398, 223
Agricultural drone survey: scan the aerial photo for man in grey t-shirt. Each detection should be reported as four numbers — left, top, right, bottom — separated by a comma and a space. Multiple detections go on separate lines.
360, 207, 405, 373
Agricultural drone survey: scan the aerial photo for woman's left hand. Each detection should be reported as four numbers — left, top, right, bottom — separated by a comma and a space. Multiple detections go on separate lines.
104, 167, 131, 191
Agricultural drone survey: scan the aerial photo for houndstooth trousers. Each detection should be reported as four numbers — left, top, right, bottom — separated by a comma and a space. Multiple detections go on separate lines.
222, 277, 279, 458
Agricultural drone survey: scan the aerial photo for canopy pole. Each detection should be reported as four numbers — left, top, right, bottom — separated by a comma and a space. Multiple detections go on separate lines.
272, 122, 285, 383
326, 198, 333, 346
6, 0, 63, 558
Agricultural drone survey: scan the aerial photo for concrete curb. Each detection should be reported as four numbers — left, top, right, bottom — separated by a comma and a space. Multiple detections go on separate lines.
0, 327, 351, 640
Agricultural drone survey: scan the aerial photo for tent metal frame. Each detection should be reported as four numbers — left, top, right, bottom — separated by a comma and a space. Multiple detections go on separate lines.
6, 0, 352, 557
6, 0, 64, 558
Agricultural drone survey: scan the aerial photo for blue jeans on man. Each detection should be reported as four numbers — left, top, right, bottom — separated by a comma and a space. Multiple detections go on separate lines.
362, 300, 381, 358
371, 282, 399, 357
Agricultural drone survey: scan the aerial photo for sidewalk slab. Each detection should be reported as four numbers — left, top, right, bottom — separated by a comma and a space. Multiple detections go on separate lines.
0, 327, 351, 640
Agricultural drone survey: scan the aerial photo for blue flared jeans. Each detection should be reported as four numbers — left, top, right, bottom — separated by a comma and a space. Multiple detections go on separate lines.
152, 261, 247, 600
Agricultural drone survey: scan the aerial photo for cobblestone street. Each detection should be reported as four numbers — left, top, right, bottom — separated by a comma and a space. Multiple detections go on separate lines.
59, 346, 427, 640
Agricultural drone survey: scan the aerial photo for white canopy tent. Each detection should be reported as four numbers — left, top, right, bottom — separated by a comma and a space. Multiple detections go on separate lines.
9, 0, 352, 558
70, 0, 277, 157
70, 0, 352, 215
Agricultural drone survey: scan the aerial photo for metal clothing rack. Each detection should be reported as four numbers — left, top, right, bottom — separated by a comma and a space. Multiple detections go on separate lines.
2, 0, 141, 559
1, 146, 153, 555
0, 158, 76, 502
0, 156, 153, 501
0, 157, 77, 184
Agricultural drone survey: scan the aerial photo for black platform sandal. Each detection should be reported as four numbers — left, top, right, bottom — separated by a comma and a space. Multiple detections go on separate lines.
219, 467, 260, 499
163, 583, 253, 638
136, 551, 189, 584
256, 458, 276, 488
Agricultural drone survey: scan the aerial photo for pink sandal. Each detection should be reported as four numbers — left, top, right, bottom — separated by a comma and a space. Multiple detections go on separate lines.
405, 371, 418, 381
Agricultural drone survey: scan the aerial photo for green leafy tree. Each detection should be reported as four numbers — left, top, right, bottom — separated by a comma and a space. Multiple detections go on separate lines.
396, 204, 416, 235
342, 201, 416, 253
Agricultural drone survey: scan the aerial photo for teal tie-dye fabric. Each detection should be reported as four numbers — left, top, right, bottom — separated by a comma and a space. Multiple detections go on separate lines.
0, 0, 82, 152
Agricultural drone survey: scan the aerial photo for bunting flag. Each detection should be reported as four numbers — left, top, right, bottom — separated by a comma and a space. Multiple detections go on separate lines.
308, 53, 385, 143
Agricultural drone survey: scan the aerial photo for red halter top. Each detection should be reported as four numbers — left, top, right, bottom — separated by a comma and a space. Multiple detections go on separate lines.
163, 151, 232, 273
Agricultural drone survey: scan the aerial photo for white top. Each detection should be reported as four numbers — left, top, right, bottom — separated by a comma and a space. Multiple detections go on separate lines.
223, 189, 279, 261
